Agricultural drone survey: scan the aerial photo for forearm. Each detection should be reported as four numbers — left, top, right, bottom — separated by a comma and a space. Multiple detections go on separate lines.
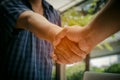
16, 11, 62, 43
85, 0, 120, 47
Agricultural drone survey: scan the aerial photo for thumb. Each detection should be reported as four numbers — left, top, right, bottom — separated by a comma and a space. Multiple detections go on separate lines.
53, 27, 68, 46
78, 39, 90, 53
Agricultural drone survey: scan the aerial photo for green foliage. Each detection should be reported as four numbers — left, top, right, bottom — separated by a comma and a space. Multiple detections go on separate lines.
52, 63, 120, 80
103, 42, 113, 51
61, 0, 108, 26
67, 71, 84, 80
66, 63, 85, 80
90, 63, 120, 74
97, 42, 113, 51
61, 8, 94, 27
97, 44, 104, 50
90, 66, 105, 73
87, 0, 97, 14
104, 63, 120, 74
52, 67, 56, 80
52, 63, 85, 80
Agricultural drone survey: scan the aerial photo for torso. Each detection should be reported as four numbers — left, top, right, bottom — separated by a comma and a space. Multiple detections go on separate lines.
0, 0, 60, 80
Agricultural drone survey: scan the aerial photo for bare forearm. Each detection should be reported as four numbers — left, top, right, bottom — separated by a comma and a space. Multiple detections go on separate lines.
16, 11, 62, 43
85, 0, 120, 47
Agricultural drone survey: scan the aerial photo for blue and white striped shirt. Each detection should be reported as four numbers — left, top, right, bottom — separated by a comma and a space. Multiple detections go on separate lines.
0, 0, 61, 80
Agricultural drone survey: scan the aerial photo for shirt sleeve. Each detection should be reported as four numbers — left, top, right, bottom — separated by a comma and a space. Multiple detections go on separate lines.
0, 0, 31, 27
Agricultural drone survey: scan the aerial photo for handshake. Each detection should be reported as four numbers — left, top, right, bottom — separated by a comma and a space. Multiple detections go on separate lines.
51, 26, 95, 64
49, 0, 120, 64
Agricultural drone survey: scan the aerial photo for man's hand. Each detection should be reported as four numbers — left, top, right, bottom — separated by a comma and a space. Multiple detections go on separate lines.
52, 37, 87, 64
52, 26, 93, 64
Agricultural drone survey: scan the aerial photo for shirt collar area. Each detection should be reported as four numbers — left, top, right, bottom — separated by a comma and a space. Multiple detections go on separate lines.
21, 0, 54, 11
42, 0, 53, 11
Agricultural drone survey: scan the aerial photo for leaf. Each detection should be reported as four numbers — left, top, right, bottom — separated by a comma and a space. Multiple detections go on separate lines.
103, 42, 113, 51
97, 44, 104, 50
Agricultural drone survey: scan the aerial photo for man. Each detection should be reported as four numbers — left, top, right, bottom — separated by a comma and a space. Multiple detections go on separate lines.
0, 0, 82, 79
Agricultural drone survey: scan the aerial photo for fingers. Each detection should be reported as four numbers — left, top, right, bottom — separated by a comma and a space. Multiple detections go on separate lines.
54, 49, 70, 64
65, 38, 84, 57
53, 37, 87, 64
54, 37, 74, 64
63, 37, 87, 59
78, 39, 90, 53
51, 53, 57, 61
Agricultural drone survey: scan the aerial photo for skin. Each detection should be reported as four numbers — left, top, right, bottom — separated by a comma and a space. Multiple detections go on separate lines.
53, 0, 120, 64
16, 0, 62, 42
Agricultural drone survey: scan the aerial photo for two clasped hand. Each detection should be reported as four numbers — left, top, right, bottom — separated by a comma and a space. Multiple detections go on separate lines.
52, 26, 92, 64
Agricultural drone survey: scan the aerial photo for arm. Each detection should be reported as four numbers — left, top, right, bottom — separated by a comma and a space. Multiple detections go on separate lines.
16, 11, 62, 43
0, 0, 84, 64
0, 0, 62, 43
55, 0, 120, 50
18, 11, 86, 64
85, 0, 120, 48
53, 0, 120, 64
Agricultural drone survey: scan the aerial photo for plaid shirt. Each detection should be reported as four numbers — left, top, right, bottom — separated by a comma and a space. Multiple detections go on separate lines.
0, 0, 61, 80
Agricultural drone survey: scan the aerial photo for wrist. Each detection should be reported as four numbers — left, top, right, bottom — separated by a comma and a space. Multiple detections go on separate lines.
47, 23, 62, 43
81, 26, 97, 50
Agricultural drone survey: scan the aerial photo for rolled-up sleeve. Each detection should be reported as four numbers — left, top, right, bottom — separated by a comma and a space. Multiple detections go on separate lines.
0, 0, 31, 27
